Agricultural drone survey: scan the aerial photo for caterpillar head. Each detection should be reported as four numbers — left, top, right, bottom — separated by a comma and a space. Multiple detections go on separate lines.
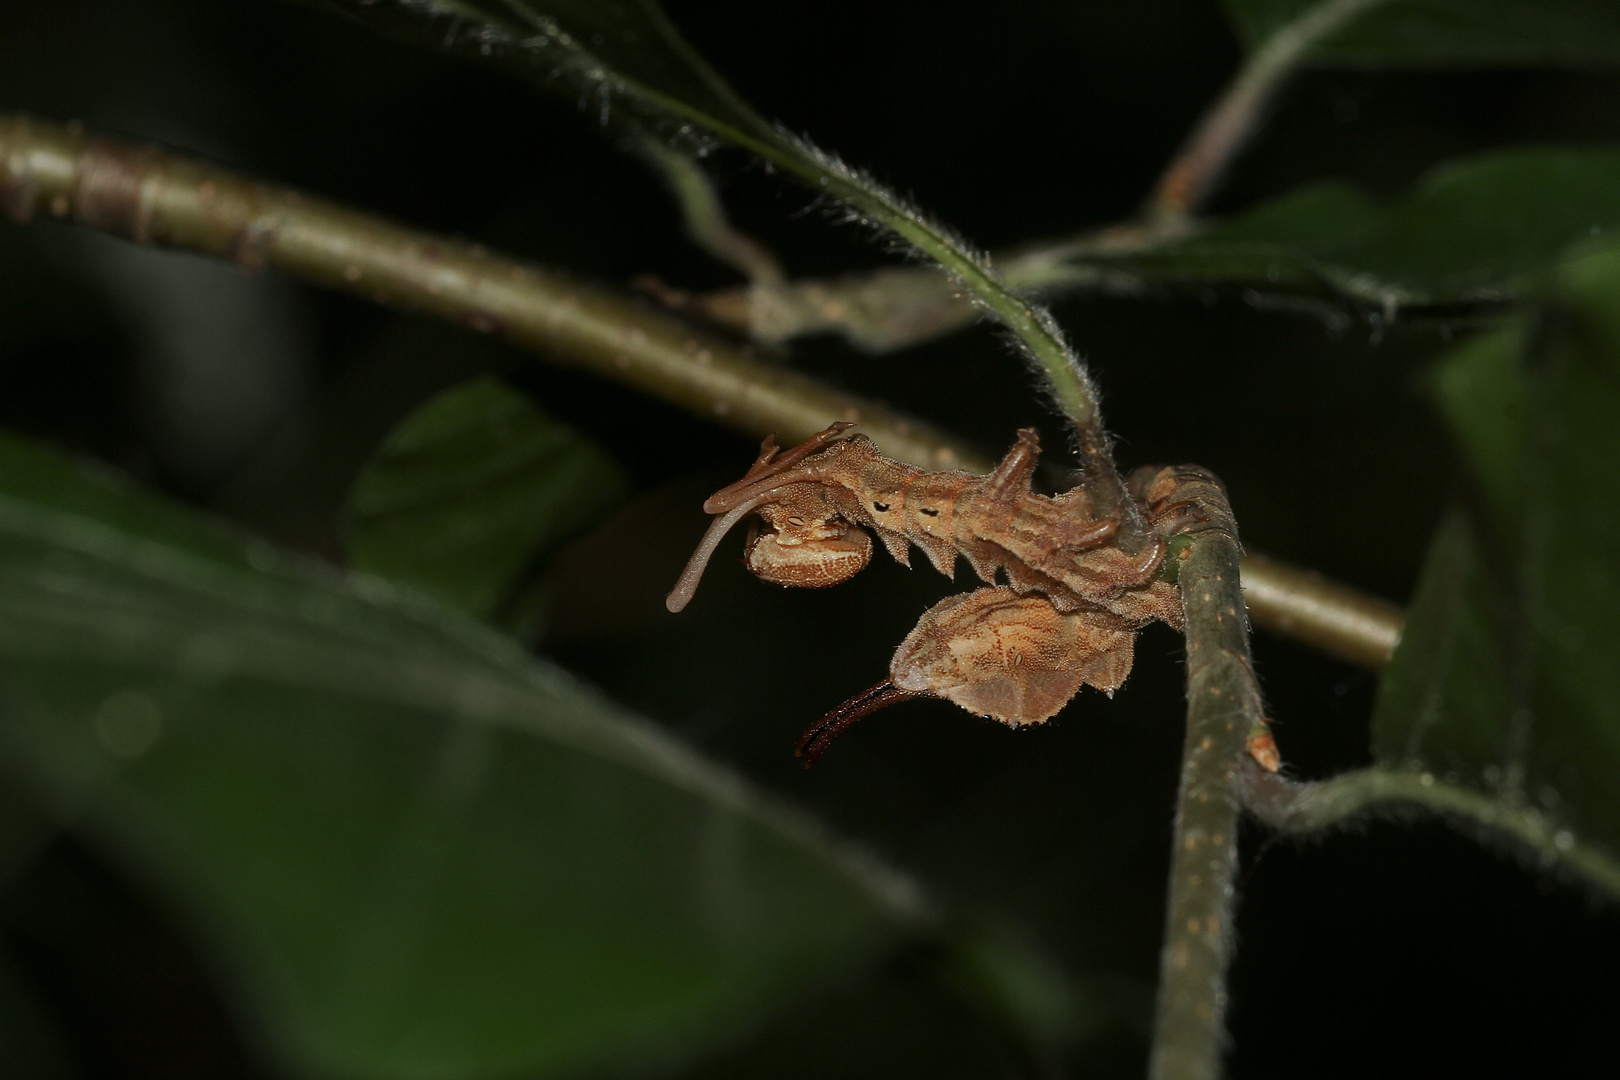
744, 484, 873, 588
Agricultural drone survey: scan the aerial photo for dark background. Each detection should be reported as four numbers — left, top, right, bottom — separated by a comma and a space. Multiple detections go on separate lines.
1, 0, 1618, 1075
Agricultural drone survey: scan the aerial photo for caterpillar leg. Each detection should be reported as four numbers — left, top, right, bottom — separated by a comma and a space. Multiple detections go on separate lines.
797, 681, 917, 766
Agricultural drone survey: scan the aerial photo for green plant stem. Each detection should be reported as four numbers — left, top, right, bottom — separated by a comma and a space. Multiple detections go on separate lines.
1150, 521, 1260, 1080
632, 134, 784, 286
1145, 0, 1394, 222
858, 201, 1144, 542
687, 0, 1396, 354
400, 0, 1137, 536
0, 111, 1399, 664
1241, 766, 1620, 897
697, 230, 1158, 352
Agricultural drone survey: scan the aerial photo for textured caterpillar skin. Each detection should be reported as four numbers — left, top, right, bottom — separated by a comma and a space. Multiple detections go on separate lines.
889, 586, 1137, 723
666, 424, 1274, 770
668, 423, 1180, 628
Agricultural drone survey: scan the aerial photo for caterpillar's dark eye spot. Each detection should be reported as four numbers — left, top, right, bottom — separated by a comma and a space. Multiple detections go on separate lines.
919, 507, 940, 517
872, 501, 890, 513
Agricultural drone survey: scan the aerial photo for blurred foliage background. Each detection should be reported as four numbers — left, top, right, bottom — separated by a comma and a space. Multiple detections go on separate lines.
1, 0, 1620, 1077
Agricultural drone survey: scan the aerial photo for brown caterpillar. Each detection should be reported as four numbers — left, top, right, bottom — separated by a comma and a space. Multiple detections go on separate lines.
667, 423, 1175, 618
667, 424, 1278, 770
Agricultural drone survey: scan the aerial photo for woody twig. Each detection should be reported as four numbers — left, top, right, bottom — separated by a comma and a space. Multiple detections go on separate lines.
0, 111, 1400, 666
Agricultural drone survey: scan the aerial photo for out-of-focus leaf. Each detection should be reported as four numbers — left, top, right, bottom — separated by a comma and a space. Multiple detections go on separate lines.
1370, 243, 1620, 869
0, 951, 71, 1080
1428, 323, 1527, 529
1222, 0, 1620, 67
1095, 148, 1620, 313
1369, 511, 1514, 774
949, 926, 1147, 1052
345, 376, 628, 620
0, 431, 927, 1079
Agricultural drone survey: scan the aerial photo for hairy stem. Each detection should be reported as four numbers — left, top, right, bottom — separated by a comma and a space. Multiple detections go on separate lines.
1150, 518, 1259, 1080
1242, 765, 1620, 898
690, 0, 1397, 354
427, 0, 1137, 537
875, 213, 1144, 545
1146, 0, 1394, 222
0, 112, 1399, 662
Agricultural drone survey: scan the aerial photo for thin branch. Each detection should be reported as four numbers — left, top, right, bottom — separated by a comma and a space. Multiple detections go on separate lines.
674, 0, 1397, 354
1242, 765, 1620, 899
0, 113, 960, 471
1145, 0, 1395, 223
298, 1, 1141, 545
448, 0, 1118, 456
1241, 551, 1401, 669
0, 112, 1399, 665
630, 134, 784, 286
698, 223, 1166, 352
1150, 497, 1261, 1080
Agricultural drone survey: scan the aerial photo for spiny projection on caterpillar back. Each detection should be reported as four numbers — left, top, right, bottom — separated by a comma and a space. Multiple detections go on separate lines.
668, 422, 1279, 771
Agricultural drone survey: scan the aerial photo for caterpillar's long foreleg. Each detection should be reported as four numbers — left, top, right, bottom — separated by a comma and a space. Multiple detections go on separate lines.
796, 681, 917, 765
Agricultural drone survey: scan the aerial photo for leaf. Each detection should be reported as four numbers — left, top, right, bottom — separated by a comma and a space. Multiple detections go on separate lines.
297, 0, 766, 149
345, 376, 629, 620
1369, 242, 1620, 872
1369, 512, 1514, 776
1221, 0, 1620, 67
0, 951, 71, 1080
291, 0, 1100, 432
709, 148, 1620, 351
1428, 319, 1528, 528
949, 926, 1146, 1051
1091, 147, 1620, 314
0, 431, 927, 1079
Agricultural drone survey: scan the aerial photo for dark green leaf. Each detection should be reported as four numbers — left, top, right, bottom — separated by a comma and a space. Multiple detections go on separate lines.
296, 0, 770, 148
1371, 243, 1620, 862
1222, 0, 1620, 67
0, 432, 925, 1079
345, 376, 629, 620
0, 951, 70, 1080
1369, 511, 1514, 774
949, 926, 1145, 1052
1429, 319, 1527, 529
1093, 147, 1620, 313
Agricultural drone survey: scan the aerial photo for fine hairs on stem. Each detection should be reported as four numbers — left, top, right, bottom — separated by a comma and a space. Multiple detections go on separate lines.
0, 112, 1402, 664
